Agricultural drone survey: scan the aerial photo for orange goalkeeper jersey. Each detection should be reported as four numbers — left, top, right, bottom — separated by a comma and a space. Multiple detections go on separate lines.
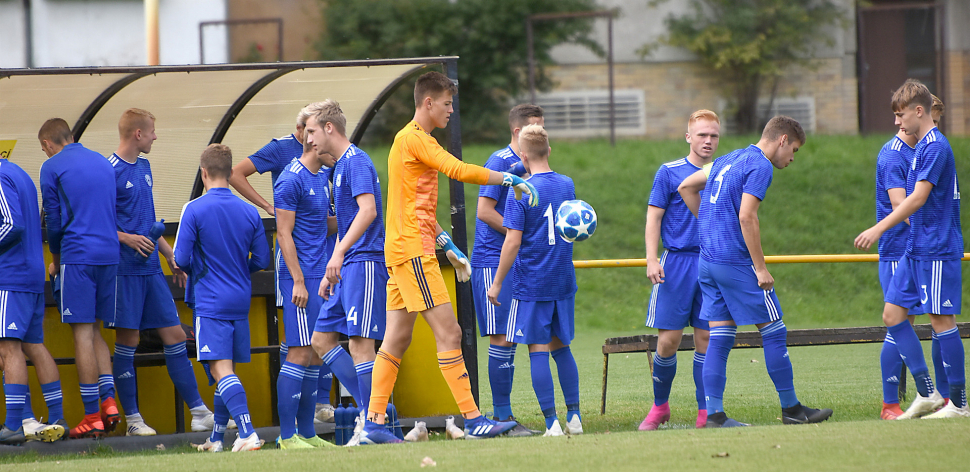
384, 120, 491, 267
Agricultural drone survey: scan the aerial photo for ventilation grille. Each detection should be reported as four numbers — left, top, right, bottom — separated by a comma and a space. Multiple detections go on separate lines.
722, 97, 816, 134
536, 89, 645, 137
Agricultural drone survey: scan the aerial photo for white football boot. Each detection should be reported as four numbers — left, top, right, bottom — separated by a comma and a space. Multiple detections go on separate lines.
897, 389, 945, 419
232, 432, 263, 452
922, 401, 970, 419
197, 438, 224, 452
565, 414, 584, 435
543, 420, 565, 437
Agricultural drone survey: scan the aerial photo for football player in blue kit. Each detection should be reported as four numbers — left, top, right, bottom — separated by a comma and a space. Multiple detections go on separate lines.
272, 121, 338, 450
175, 144, 271, 452
678, 116, 833, 427
855, 80, 968, 419
640, 110, 720, 431
106, 108, 214, 436
38, 118, 120, 438
471, 104, 543, 434
228, 104, 337, 424
307, 100, 388, 443
487, 124, 583, 437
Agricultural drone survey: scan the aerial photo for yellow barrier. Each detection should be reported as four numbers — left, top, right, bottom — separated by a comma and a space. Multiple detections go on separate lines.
573, 253, 970, 269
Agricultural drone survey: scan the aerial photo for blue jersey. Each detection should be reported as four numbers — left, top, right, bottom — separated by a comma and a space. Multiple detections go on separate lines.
503, 172, 577, 301
472, 146, 520, 268
109, 154, 163, 276
174, 187, 270, 320
248, 134, 302, 187
906, 128, 963, 261
699, 145, 773, 266
875, 136, 914, 260
273, 160, 331, 279
0, 159, 45, 293
333, 144, 384, 264
40, 143, 119, 265
648, 157, 703, 253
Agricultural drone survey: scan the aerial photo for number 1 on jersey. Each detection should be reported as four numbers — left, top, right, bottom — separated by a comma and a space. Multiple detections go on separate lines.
543, 204, 556, 245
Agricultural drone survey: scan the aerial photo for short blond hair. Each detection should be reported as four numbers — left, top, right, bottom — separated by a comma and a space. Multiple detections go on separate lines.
312, 99, 347, 137
119, 108, 155, 138
518, 124, 549, 159
687, 109, 719, 132
296, 102, 324, 128
931, 94, 945, 117
892, 79, 933, 113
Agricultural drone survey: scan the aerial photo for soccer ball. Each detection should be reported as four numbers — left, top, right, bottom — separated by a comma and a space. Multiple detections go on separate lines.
555, 199, 597, 242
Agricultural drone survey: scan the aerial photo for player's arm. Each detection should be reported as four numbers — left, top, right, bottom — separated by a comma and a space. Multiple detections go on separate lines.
887, 187, 910, 225
39, 166, 63, 269
173, 207, 196, 271
118, 230, 155, 258
325, 192, 376, 285
274, 207, 308, 308
739, 193, 773, 291
327, 215, 337, 236
487, 228, 522, 306
248, 216, 271, 273
644, 205, 665, 284
156, 236, 186, 288
677, 169, 708, 218
0, 176, 25, 252
229, 158, 274, 216
476, 196, 506, 234
856, 181, 932, 251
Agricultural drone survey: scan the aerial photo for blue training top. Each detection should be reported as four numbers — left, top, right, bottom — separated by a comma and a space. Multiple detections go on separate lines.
699, 145, 773, 266
648, 157, 703, 253
174, 187, 270, 319
40, 142, 119, 265
875, 136, 914, 261
472, 145, 521, 268
273, 160, 331, 280
333, 144, 385, 264
906, 128, 963, 261
109, 154, 163, 276
503, 171, 578, 301
248, 134, 303, 187
0, 159, 45, 293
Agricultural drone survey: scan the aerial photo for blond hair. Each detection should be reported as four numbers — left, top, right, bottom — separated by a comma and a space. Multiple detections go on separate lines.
312, 99, 347, 137
687, 109, 719, 132
518, 124, 549, 159
296, 102, 325, 128
119, 108, 155, 138
892, 79, 933, 113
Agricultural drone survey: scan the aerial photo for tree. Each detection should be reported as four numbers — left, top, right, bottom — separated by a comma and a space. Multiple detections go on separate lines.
643, 0, 846, 133
316, 0, 600, 142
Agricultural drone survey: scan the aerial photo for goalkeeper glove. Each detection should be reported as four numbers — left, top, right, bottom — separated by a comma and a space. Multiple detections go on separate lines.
501, 172, 539, 207
508, 161, 528, 177
436, 230, 472, 283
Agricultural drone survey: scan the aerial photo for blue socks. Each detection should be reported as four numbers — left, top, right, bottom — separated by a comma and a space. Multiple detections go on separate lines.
317, 364, 333, 405
488, 344, 515, 419
298, 366, 319, 438
80, 383, 100, 415
355, 361, 374, 413
22, 389, 34, 420
529, 351, 557, 429
936, 327, 966, 408
551, 346, 580, 422
164, 342, 205, 409
209, 392, 229, 444
277, 362, 305, 439
4, 383, 27, 427
887, 320, 933, 397
931, 332, 950, 399
322, 346, 361, 404
113, 343, 138, 415
41, 381, 64, 423
693, 351, 706, 410
759, 321, 798, 408
98, 374, 115, 403
880, 333, 903, 404
280, 343, 288, 365
217, 375, 254, 438
703, 326, 736, 414
652, 354, 677, 406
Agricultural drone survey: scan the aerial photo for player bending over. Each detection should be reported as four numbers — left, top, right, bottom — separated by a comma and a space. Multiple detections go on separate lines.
357, 71, 538, 444
640, 110, 720, 430
107, 108, 215, 436
678, 116, 833, 427
175, 144, 271, 451
39, 118, 120, 438
487, 124, 582, 437
855, 80, 968, 419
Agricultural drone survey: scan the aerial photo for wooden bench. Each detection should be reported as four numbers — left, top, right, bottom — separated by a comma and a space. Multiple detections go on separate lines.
600, 322, 970, 414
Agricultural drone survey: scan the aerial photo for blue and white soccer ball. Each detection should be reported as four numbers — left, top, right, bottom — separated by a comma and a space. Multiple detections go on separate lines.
555, 199, 597, 243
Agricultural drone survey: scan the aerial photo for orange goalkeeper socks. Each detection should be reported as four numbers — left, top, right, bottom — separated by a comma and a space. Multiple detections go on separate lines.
437, 349, 481, 418
367, 350, 401, 422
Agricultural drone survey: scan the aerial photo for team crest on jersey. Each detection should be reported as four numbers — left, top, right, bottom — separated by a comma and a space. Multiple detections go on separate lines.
335, 174, 342, 187
145, 174, 152, 187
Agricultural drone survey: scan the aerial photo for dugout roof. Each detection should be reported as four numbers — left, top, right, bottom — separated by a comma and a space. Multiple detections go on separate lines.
0, 58, 454, 221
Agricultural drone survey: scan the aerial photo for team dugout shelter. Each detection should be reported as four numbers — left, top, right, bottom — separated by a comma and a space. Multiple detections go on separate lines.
0, 57, 482, 434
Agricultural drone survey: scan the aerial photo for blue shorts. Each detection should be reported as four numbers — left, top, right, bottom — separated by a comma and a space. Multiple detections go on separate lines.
109, 273, 181, 330
0, 291, 45, 343
279, 277, 323, 347
506, 296, 575, 345
317, 261, 387, 339
195, 316, 250, 363
59, 264, 117, 324
471, 267, 512, 336
885, 256, 961, 315
699, 259, 783, 326
646, 251, 708, 331
878, 259, 924, 315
